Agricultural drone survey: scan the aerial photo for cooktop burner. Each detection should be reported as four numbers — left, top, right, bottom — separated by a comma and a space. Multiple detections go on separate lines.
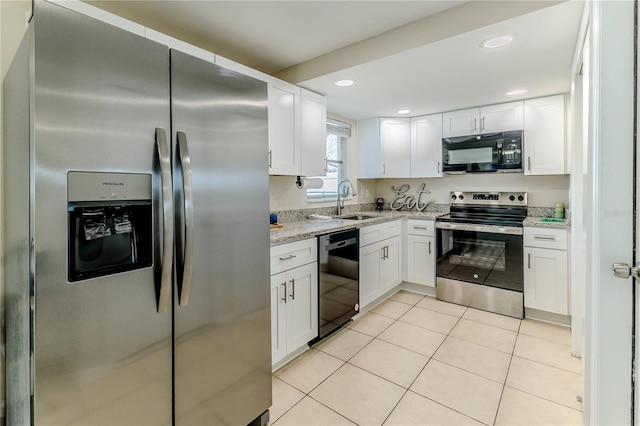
437, 191, 528, 227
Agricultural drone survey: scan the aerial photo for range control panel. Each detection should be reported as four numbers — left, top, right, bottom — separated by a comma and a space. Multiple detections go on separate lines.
450, 191, 528, 207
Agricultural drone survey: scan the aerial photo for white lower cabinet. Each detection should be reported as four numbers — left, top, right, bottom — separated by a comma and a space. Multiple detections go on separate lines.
405, 219, 436, 288
406, 235, 435, 287
523, 227, 569, 315
360, 221, 402, 307
270, 240, 318, 366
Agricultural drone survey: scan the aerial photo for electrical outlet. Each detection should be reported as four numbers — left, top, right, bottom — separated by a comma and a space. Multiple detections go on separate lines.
364, 189, 370, 198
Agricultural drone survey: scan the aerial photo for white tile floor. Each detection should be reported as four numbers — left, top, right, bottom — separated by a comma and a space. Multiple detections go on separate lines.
270, 291, 583, 426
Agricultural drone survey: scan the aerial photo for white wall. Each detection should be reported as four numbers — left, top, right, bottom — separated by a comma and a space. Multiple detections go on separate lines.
374, 174, 570, 208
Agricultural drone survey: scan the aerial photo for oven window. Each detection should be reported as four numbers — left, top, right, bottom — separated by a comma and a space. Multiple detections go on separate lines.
437, 229, 523, 292
448, 147, 493, 164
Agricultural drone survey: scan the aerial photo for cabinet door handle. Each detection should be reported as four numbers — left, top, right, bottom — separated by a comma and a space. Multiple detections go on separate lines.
528, 253, 531, 269
473, 118, 477, 132
281, 282, 287, 303
268, 149, 272, 168
437, 161, 440, 174
382, 163, 386, 175
534, 235, 556, 242
279, 254, 297, 261
528, 156, 531, 172
290, 278, 295, 300
381, 247, 385, 260
385, 245, 389, 259
429, 241, 432, 254
324, 157, 328, 172
481, 116, 485, 130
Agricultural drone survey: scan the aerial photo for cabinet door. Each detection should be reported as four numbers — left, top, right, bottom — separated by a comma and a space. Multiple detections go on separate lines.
357, 118, 382, 178
300, 89, 327, 177
381, 236, 402, 292
270, 272, 288, 365
524, 247, 568, 315
268, 82, 300, 175
480, 101, 524, 133
524, 95, 566, 175
380, 118, 411, 178
411, 114, 443, 177
360, 243, 383, 307
442, 108, 480, 137
406, 235, 435, 287
286, 262, 318, 350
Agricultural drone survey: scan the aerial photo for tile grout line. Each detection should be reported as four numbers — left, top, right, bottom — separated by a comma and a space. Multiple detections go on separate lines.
491, 318, 523, 425
501, 384, 585, 414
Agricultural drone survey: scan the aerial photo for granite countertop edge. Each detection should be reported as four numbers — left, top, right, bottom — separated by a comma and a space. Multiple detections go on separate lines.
270, 211, 571, 245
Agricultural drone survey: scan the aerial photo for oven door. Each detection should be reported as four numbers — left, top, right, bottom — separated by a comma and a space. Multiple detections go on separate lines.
436, 222, 523, 292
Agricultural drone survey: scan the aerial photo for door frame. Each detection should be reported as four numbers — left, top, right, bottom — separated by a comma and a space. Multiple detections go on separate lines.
585, 1, 635, 424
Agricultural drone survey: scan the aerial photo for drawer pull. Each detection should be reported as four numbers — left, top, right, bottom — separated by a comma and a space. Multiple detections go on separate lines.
279, 254, 297, 261
534, 235, 556, 242
413, 226, 428, 230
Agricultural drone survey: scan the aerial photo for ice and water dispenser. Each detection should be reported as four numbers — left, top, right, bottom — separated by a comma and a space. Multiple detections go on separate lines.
68, 172, 153, 282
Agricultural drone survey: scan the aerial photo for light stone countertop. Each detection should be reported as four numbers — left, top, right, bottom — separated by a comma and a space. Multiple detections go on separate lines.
523, 216, 571, 230
269, 210, 443, 245
270, 211, 571, 245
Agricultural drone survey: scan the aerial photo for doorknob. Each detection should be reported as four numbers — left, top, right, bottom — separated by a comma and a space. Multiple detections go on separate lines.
611, 262, 640, 279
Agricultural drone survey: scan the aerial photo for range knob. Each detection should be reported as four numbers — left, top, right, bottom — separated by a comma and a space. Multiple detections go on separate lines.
451, 194, 457, 200
509, 195, 515, 202
459, 195, 464, 200
518, 195, 524, 202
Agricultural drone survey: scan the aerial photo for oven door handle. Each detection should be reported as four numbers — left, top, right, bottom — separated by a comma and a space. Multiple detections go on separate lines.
435, 221, 523, 235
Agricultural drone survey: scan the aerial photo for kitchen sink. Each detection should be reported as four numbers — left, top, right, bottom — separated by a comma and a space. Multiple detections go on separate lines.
338, 215, 377, 221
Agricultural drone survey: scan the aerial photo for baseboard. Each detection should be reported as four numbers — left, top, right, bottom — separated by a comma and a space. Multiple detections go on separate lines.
525, 307, 571, 326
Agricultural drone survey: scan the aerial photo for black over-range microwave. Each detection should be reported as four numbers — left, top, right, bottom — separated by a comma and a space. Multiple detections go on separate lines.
442, 130, 523, 173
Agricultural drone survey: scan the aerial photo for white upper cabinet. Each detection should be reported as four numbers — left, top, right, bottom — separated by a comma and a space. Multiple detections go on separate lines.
357, 118, 410, 178
380, 118, 411, 178
300, 89, 327, 177
481, 101, 524, 133
267, 79, 327, 176
268, 80, 300, 176
442, 108, 479, 138
410, 114, 443, 178
524, 95, 566, 175
357, 118, 382, 178
442, 101, 524, 137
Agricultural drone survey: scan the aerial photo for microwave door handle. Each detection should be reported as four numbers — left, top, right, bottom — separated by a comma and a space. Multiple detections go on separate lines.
177, 131, 195, 307
156, 128, 173, 314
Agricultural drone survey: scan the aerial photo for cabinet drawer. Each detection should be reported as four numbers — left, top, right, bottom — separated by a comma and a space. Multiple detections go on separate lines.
524, 227, 567, 250
406, 219, 435, 236
360, 220, 402, 247
270, 238, 317, 274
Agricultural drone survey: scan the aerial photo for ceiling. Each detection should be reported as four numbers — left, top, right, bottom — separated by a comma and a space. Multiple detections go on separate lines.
86, 0, 585, 121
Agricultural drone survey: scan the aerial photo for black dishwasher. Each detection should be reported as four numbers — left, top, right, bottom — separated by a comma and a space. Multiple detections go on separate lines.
312, 228, 359, 344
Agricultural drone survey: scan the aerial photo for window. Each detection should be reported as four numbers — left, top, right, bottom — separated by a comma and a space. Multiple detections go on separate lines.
307, 118, 351, 201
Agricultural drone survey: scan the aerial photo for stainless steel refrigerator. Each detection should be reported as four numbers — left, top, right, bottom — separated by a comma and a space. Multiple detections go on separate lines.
4, 2, 272, 424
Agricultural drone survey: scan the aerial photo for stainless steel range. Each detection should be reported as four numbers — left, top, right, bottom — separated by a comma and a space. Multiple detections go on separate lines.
435, 191, 527, 318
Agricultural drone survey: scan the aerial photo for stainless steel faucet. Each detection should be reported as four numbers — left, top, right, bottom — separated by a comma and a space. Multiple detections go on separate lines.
336, 179, 356, 216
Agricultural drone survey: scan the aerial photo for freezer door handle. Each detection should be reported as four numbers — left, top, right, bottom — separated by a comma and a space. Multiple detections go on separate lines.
177, 131, 195, 307
156, 127, 173, 313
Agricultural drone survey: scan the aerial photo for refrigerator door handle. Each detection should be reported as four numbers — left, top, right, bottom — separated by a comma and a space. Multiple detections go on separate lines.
177, 131, 195, 307
156, 127, 173, 313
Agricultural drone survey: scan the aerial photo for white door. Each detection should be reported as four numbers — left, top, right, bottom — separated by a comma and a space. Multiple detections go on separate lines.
380, 118, 411, 178
380, 236, 402, 292
270, 272, 287, 365
286, 262, 318, 350
410, 114, 443, 178
586, 1, 634, 424
360, 243, 383, 307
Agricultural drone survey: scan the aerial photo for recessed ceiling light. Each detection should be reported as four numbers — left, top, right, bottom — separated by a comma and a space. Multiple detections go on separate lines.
397, 109, 411, 114
481, 35, 514, 49
334, 79, 355, 87
506, 89, 527, 96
